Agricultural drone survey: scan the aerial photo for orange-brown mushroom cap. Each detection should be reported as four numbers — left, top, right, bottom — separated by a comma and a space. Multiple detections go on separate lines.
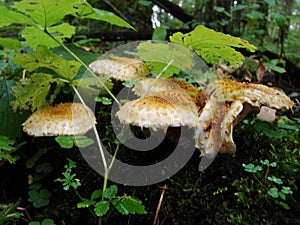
22, 103, 96, 136
116, 91, 198, 131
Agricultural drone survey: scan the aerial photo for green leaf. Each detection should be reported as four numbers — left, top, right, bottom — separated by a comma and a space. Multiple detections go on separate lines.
74, 136, 94, 148
242, 163, 263, 173
55, 136, 75, 149
77, 200, 96, 208
152, 26, 167, 41
42, 219, 56, 225
0, 135, 15, 152
95, 96, 112, 105
73, 2, 135, 30
22, 24, 75, 49
10, 73, 61, 112
0, 80, 29, 138
278, 192, 286, 200
91, 189, 103, 200
103, 185, 118, 200
267, 176, 283, 184
0, 5, 34, 27
55, 136, 94, 148
28, 189, 51, 208
112, 196, 147, 215
94, 201, 110, 217
13, 45, 81, 80
267, 187, 279, 198
137, 41, 194, 77
0, 38, 22, 50
264, 62, 286, 73
281, 186, 293, 195
29, 222, 40, 225
170, 25, 256, 67
138, 0, 152, 6
13, 0, 76, 28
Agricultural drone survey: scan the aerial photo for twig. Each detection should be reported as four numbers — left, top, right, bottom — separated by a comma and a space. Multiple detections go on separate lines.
152, 185, 169, 225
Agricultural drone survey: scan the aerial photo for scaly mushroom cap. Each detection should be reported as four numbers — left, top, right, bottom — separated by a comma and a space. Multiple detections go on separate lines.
116, 91, 198, 131
89, 56, 149, 81
196, 78, 294, 157
205, 78, 294, 110
133, 78, 199, 102
22, 103, 96, 136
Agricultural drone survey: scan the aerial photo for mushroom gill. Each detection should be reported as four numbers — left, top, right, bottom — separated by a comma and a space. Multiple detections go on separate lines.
22, 103, 96, 136
195, 78, 294, 158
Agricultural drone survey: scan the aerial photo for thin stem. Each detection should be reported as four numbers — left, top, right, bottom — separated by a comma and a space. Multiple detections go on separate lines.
72, 86, 108, 170
142, 59, 174, 98
45, 30, 120, 106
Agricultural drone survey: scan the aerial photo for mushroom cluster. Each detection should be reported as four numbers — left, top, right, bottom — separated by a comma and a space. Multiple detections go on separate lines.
22, 55, 295, 165
195, 79, 294, 157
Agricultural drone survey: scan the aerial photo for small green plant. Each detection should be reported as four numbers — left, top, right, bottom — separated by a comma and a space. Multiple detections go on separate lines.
28, 163, 53, 208
55, 159, 146, 224
238, 159, 293, 209
0, 135, 18, 164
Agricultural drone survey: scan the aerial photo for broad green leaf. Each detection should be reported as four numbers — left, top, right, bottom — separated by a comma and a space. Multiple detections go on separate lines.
55, 136, 75, 149
28, 189, 51, 208
73, 2, 135, 30
0, 38, 22, 50
11, 73, 61, 112
74, 136, 94, 148
77, 200, 96, 208
170, 25, 256, 67
51, 44, 100, 65
91, 189, 103, 200
13, 0, 76, 28
94, 201, 110, 217
29, 222, 40, 225
112, 196, 147, 215
103, 185, 118, 200
264, 61, 286, 74
0, 5, 34, 27
0, 80, 29, 138
22, 24, 75, 49
137, 41, 194, 77
152, 26, 167, 41
13, 45, 81, 80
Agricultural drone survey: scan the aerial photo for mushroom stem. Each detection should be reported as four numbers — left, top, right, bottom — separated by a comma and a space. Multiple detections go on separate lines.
72, 86, 108, 170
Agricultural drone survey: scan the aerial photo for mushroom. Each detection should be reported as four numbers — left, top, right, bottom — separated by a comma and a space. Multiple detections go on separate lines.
133, 78, 199, 102
89, 56, 149, 81
22, 103, 96, 136
116, 90, 199, 131
196, 78, 294, 158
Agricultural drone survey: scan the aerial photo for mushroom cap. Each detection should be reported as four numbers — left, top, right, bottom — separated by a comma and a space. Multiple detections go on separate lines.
116, 91, 198, 131
22, 103, 96, 136
89, 56, 149, 81
133, 78, 199, 101
205, 78, 294, 110
196, 78, 294, 157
